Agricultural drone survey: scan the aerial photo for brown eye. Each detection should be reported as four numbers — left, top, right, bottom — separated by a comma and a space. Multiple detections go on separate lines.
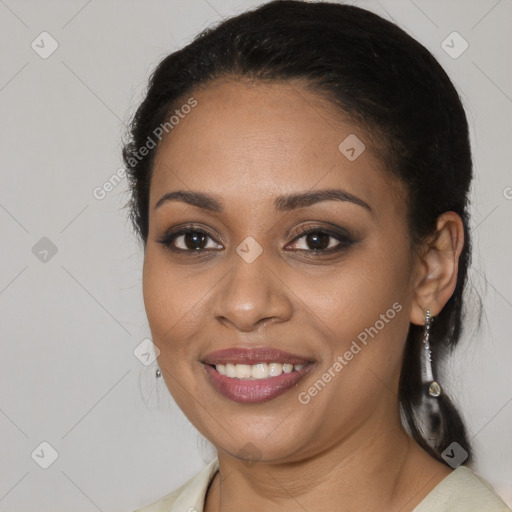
158, 227, 223, 253
302, 232, 331, 251
180, 231, 209, 250
287, 227, 354, 253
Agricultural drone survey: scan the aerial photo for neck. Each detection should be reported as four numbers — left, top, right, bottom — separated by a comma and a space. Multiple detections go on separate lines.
204, 413, 451, 512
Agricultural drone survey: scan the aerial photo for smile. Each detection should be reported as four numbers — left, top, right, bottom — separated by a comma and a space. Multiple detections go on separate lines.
202, 347, 313, 403
215, 362, 305, 378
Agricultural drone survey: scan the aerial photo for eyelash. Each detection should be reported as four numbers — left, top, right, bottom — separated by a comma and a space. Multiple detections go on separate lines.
157, 224, 355, 256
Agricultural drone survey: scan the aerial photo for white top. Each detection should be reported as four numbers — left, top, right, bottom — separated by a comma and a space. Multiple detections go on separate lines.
133, 459, 511, 512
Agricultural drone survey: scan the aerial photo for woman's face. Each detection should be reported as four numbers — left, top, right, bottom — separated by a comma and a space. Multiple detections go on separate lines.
143, 78, 418, 462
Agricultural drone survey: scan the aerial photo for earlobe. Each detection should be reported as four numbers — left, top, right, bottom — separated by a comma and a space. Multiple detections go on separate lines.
410, 212, 465, 326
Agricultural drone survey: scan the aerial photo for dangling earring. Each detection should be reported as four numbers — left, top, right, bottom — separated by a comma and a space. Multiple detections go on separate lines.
421, 309, 442, 397
156, 368, 162, 378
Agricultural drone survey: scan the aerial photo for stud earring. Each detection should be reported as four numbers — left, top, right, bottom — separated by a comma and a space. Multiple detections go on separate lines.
156, 368, 162, 379
421, 309, 442, 397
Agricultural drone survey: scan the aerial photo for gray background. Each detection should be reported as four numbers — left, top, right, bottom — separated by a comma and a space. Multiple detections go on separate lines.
0, 0, 511, 510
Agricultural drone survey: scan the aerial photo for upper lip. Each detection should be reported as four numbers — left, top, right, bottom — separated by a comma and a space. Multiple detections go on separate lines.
202, 347, 312, 365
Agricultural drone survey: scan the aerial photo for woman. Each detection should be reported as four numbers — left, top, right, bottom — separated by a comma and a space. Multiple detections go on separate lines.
123, 1, 510, 510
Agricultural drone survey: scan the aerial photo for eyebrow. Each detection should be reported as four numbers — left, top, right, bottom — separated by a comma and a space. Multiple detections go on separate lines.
154, 188, 372, 214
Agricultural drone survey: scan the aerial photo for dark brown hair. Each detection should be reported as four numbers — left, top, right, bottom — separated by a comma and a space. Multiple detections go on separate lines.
122, 0, 473, 465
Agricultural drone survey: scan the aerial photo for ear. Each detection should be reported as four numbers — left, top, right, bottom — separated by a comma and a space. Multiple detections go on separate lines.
410, 212, 465, 326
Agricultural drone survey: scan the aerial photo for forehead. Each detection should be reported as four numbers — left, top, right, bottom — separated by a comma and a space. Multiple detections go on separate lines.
150, 79, 403, 216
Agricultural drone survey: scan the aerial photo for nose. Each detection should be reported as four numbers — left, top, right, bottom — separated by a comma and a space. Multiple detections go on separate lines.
212, 249, 293, 333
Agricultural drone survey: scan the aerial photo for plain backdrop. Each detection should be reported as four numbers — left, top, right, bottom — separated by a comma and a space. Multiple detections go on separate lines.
1, 0, 511, 510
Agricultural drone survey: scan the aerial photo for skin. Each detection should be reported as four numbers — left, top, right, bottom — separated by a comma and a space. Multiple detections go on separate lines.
142, 78, 464, 511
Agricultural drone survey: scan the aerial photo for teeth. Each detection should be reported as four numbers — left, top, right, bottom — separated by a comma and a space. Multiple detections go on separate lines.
268, 363, 282, 377
225, 364, 236, 378
214, 362, 306, 379
235, 364, 252, 379
251, 363, 269, 379
282, 363, 293, 374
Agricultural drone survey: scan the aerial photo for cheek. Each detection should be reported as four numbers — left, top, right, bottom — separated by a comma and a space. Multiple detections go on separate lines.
143, 253, 171, 339
142, 250, 198, 358
142, 251, 206, 413
301, 239, 413, 386
305, 240, 410, 332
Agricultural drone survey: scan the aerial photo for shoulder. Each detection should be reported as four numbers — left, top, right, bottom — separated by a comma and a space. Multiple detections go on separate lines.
413, 466, 511, 512
132, 459, 219, 512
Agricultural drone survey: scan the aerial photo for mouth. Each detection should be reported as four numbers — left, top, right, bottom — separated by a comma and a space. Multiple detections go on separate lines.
202, 347, 314, 404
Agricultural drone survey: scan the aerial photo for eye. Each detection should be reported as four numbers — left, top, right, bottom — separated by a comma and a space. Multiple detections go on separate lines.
157, 224, 355, 255
286, 226, 354, 253
157, 226, 223, 253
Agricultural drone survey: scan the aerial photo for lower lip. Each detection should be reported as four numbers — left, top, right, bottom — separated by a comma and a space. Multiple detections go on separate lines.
203, 364, 312, 404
